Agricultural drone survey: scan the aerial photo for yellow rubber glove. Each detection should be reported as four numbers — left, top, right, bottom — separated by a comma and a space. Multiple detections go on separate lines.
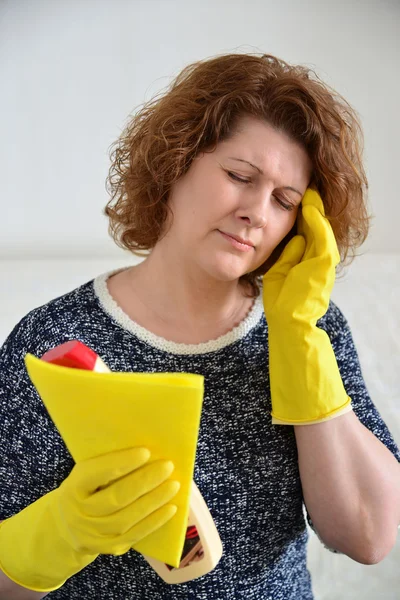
262, 187, 353, 425
0, 447, 180, 592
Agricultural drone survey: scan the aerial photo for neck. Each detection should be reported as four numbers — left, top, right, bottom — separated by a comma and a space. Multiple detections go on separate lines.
126, 248, 251, 329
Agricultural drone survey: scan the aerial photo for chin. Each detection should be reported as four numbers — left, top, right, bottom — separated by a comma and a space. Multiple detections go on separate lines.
200, 254, 256, 283
210, 266, 251, 284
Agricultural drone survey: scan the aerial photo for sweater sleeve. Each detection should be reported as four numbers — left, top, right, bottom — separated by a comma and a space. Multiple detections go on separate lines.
0, 313, 74, 521
305, 301, 400, 552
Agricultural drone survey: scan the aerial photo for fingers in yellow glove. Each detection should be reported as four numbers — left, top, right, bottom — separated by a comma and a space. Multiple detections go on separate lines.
77, 446, 152, 492
262, 235, 306, 316
297, 188, 340, 268
57, 450, 181, 554
55, 446, 181, 553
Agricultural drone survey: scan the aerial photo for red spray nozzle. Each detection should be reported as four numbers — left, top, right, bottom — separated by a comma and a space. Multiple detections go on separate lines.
41, 340, 110, 372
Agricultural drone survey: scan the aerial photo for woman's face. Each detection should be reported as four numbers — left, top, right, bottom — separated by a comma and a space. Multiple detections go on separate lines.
162, 114, 313, 284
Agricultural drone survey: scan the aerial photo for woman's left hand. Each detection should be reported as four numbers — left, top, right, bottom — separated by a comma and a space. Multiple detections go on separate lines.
263, 187, 340, 328
262, 188, 352, 426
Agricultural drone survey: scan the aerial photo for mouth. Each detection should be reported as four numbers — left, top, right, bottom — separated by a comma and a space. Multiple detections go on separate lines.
218, 230, 255, 251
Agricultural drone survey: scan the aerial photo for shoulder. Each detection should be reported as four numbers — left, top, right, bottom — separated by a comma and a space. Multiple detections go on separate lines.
1, 276, 98, 363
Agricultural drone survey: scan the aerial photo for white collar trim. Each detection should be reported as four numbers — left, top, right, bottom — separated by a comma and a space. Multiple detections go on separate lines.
93, 267, 264, 355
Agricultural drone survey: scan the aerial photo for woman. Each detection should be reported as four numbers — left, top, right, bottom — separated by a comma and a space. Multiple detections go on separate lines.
0, 53, 399, 599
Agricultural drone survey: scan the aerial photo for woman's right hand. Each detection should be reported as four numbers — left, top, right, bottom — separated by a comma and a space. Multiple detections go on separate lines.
53, 446, 180, 556
0, 446, 180, 593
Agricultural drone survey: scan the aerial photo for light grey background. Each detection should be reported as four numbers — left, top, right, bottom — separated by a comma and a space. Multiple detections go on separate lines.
0, 0, 399, 258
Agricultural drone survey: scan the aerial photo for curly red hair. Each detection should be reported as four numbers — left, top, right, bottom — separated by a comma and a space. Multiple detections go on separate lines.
104, 52, 372, 298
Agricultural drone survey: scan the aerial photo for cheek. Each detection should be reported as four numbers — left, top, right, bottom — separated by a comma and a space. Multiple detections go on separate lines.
255, 216, 297, 260
265, 211, 298, 244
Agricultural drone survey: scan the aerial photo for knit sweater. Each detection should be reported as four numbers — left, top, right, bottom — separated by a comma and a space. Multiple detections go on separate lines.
1, 267, 399, 600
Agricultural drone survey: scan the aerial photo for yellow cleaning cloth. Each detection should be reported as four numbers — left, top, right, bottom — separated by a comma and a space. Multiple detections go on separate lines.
24, 353, 204, 567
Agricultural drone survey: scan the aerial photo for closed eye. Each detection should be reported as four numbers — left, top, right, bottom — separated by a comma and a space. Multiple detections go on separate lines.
226, 171, 295, 212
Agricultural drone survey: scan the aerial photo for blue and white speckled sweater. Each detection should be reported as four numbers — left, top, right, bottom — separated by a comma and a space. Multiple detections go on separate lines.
1, 267, 400, 599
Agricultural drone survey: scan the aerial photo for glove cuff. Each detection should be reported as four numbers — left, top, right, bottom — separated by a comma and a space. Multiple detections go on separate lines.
268, 322, 352, 426
271, 399, 353, 426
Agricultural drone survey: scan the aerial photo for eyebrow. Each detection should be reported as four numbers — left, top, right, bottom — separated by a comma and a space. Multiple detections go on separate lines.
227, 157, 303, 197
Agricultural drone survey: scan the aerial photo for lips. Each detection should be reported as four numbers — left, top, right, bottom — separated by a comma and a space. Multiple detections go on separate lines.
219, 231, 254, 247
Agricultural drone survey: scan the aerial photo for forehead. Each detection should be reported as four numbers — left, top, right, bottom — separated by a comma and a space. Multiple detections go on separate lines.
218, 116, 312, 179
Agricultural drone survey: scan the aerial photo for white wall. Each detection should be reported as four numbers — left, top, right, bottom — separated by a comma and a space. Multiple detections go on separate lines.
1, 0, 399, 259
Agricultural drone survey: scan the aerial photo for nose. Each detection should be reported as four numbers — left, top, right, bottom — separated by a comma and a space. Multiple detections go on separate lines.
239, 213, 267, 228
237, 189, 271, 229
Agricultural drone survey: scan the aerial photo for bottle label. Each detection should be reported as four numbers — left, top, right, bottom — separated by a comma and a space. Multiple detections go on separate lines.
165, 520, 204, 571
